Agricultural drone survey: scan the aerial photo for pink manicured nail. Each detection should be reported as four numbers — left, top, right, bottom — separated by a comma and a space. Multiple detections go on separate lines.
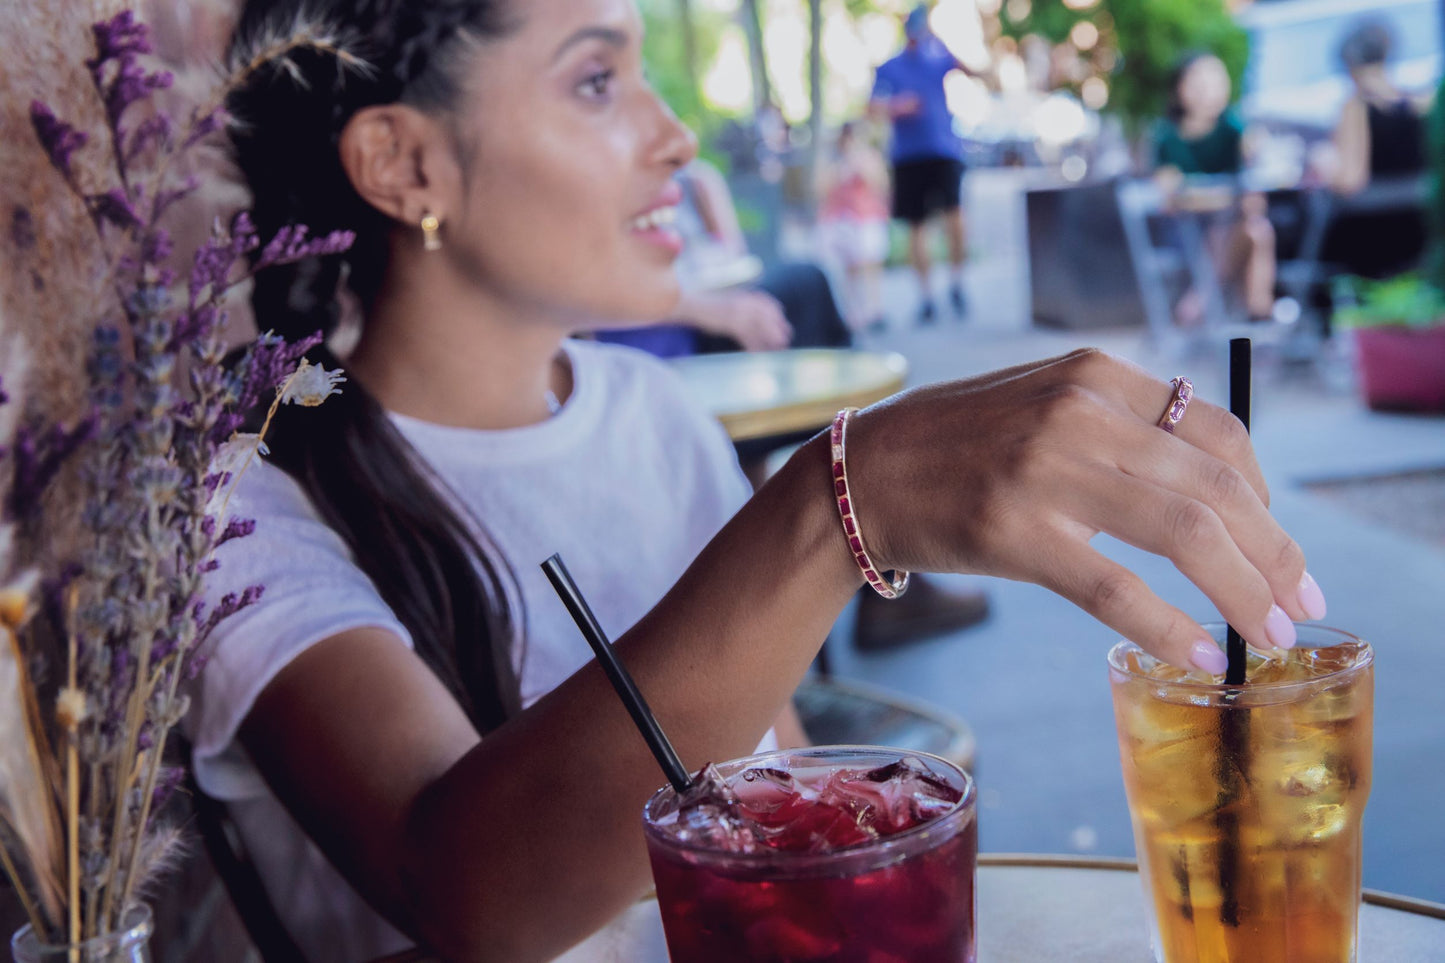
1297, 572, 1327, 621
1190, 641, 1228, 675
1265, 604, 1297, 649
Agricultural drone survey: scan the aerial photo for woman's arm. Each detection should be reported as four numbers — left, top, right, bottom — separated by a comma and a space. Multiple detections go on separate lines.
241, 349, 1314, 962
1330, 96, 1371, 195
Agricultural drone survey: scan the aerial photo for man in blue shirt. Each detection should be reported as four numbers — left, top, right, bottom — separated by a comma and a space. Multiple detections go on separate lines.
871, 4, 977, 323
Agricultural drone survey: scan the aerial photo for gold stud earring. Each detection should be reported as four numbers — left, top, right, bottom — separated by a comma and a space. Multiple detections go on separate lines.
420, 211, 442, 251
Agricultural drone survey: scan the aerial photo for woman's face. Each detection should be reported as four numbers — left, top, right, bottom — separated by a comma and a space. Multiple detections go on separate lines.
441, 0, 697, 325
1177, 56, 1231, 122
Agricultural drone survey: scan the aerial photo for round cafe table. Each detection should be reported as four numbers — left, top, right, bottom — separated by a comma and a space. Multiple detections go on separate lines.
977, 854, 1445, 962
369, 854, 1445, 962
668, 348, 908, 444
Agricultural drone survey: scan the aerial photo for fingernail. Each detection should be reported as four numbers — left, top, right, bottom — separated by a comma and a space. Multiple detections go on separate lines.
1265, 604, 1297, 649
1297, 571, 1327, 621
1190, 641, 1229, 675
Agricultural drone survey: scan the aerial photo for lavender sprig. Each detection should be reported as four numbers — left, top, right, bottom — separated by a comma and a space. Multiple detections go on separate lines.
4, 8, 359, 943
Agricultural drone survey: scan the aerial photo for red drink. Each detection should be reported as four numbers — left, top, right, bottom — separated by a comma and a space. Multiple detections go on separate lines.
642, 746, 977, 963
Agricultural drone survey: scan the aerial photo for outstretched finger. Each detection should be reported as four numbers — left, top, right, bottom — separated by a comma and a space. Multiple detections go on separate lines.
1113, 419, 1317, 623
1033, 535, 1226, 674
1074, 465, 1293, 654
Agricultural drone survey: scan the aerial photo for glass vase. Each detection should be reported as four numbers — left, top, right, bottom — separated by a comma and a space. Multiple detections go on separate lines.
11, 905, 152, 963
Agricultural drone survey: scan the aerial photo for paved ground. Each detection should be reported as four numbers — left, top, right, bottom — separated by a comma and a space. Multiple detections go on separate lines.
804, 169, 1445, 903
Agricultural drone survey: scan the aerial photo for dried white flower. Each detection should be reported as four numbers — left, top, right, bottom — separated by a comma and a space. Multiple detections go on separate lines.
279, 359, 345, 407
55, 688, 87, 732
0, 570, 40, 631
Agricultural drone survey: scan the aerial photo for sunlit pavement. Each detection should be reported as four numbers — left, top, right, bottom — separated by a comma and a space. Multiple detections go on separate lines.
806, 167, 1445, 903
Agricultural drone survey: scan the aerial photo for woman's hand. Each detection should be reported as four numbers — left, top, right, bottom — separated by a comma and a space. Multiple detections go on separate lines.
844, 349, 1319, 672
678, 289, 793, 352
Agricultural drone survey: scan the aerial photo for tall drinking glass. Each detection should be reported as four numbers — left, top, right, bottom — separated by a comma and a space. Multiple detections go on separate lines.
1109, 625, 1374, 963
642, 745, 977, 963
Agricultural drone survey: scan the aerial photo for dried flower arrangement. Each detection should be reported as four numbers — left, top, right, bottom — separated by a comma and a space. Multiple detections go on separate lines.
0, 9, 357, 949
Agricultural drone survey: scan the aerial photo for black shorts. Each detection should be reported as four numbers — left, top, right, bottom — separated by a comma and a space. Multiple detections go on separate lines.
891, 157, 965, 224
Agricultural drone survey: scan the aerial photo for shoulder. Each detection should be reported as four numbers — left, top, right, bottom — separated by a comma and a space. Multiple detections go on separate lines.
567, 337, 738, 457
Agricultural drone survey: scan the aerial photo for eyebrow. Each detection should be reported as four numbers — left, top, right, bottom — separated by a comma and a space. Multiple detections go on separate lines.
552, 25, 630, 63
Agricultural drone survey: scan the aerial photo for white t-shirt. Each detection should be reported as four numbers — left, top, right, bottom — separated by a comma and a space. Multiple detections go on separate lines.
186, 339, 768, 962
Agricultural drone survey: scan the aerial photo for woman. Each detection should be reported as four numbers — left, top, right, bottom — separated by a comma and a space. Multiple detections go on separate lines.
193, 1, 1325, 960
1152, 52, 1277, 324
818, 120, 892, 332
1320, 18, 1428, 278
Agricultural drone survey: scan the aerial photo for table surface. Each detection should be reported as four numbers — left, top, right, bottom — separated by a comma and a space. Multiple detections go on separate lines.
369, 854, 1444, 962
977, 854, 1445, 962
669, 348, 909, 442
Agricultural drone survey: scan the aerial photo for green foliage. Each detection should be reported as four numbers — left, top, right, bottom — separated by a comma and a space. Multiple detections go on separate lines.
640, 0, 731, 168
1334, 274, 1445, 330
1425, 74, 1445, 294
1001, 0, 1248, 133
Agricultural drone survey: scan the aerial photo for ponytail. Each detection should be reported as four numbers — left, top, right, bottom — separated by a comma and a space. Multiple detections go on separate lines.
227, 0, 521, 730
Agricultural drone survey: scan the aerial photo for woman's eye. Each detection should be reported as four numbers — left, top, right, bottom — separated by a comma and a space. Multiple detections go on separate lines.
578, 69, 615, 99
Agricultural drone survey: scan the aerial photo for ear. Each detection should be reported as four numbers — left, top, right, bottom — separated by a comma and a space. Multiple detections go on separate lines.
337, 105, 461, 227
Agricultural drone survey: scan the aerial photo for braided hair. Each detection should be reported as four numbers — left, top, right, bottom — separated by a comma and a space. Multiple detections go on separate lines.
226, 0, 522, 732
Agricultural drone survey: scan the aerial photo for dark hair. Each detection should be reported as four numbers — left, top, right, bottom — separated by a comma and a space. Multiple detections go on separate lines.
226, 0, 523, 732
1165, 51, 1211, 123
1339, 18, 1393, 71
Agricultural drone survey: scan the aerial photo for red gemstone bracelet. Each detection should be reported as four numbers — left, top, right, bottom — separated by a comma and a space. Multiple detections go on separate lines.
831, 408, 910, 599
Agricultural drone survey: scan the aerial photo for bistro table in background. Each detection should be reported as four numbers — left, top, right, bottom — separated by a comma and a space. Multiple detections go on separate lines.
668, 347, 908, 445
978, 854, 1445, 962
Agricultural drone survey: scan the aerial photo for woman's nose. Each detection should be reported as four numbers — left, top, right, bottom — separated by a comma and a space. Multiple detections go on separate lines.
648, 94, 698, 171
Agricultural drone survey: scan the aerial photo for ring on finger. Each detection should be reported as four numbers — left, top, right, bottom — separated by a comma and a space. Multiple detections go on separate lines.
1157, 377, 1194, 434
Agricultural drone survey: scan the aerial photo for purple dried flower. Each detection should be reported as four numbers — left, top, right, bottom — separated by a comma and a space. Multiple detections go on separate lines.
125, 113, 172, 163
141, 228, 173, 266
7, 415, 98, 521
151, 766, 185, 810
216, 518, 255, 547
181, 107, 224, 150
30, 101, 89, 177
87, 10, 153, 68
90, 188, 142, 231
194, 584, 264, 649
257, 225, 355, 268
149, 633, 179, 663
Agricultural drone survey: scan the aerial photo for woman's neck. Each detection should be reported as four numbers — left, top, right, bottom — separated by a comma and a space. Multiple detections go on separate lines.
1354, 68, 1400, 104
1178, 110, 1221, 140
345, 249, 575, 431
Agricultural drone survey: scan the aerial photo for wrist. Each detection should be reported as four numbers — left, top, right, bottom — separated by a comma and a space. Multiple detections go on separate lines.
767, 433, 867, 599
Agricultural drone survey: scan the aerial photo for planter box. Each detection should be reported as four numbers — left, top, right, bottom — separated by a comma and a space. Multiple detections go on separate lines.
1353, 324, 1445, 412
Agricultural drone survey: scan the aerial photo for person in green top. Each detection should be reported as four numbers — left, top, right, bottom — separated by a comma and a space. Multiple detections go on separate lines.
1152, 52, 1277, 322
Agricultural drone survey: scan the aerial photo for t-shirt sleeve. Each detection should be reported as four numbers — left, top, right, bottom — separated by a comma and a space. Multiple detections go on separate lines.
185, 461, 413, 800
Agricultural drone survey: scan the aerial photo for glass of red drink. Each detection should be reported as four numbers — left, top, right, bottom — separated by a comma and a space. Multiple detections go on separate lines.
641, 745, 977, 963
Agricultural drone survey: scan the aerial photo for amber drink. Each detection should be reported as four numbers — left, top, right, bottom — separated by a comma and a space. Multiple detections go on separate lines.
1108, 626, 1373, 963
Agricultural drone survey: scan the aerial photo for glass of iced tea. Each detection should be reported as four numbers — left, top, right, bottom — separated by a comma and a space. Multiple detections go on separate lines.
1109, 624, 1374, 963
641, 745, 977, 963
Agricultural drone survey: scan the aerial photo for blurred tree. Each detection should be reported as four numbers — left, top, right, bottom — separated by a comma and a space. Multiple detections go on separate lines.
640, 0, 729, 160
741, 0, 774, 113
1001, 0, 1248, 134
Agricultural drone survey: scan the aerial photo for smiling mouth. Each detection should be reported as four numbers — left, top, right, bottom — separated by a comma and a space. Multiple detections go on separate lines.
629, 206, 678, 232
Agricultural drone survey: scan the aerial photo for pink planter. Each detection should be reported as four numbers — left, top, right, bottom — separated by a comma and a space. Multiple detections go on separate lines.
1353, 324, 1445, 412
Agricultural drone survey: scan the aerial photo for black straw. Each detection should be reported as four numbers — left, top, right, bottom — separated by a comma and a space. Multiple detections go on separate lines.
1225, 338, 1252, 686
541, 553, 692, 794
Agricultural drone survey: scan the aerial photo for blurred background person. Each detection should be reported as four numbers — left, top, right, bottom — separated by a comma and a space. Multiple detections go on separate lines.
870, 4, 981, 325
1153, 51, 1277, 324
817, 121, 892, 334
1316, 18, 1429, 280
